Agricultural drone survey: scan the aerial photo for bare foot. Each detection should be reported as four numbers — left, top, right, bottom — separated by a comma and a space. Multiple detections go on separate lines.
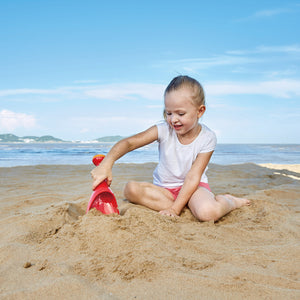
159, 207, 179, 217
224, 194, 251, 209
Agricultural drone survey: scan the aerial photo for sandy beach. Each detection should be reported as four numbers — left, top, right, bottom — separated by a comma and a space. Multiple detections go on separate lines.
0, 162, 299, 299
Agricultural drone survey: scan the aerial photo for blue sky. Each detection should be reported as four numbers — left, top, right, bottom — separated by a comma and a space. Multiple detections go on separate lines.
0, 0, 299, 143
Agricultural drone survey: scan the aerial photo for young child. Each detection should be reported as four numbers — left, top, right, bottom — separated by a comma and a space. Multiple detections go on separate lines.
91, 75, 250, 221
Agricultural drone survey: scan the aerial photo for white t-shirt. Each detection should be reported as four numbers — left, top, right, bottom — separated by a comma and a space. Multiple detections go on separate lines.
153, 121, 217, 188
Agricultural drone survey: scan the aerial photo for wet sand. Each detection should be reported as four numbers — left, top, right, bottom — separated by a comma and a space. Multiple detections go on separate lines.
0, 163, 299, 299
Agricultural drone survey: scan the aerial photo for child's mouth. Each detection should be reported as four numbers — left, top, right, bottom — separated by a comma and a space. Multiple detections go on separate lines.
173, 125, 183, 130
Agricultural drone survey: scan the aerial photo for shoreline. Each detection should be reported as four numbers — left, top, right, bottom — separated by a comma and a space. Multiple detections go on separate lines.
258, 163, 300, 172
1, 162, 299, 172
258, 163, 300, 180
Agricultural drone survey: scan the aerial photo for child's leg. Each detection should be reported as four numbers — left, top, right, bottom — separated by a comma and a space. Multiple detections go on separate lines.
188, 187, 250, 222
123, 181, 175, 211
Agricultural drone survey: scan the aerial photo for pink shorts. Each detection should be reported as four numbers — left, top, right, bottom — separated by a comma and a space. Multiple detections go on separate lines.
165, 182, 211, 200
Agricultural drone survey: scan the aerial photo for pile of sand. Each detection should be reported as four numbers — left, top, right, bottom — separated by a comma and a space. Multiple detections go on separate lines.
0, 163, 299, 299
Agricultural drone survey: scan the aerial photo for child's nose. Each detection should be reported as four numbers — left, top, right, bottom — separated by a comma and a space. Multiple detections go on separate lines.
171, 115, 178, 123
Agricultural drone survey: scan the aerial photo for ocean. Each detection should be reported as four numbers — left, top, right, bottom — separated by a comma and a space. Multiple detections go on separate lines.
0, 143, 299, 167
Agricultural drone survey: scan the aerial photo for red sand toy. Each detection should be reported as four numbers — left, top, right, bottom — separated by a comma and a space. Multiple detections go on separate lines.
86, 154, 119, 214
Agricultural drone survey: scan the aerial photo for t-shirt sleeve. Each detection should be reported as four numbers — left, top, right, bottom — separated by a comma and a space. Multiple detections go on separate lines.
200, 129, 217, 153
156, 121, 169, 142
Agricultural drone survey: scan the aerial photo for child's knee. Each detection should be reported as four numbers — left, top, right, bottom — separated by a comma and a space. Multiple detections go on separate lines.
123, 181, 139, 199
198, 211, 217, 222
193, 204, 221, 222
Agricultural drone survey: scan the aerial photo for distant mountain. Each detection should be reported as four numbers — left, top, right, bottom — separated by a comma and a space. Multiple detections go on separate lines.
0, 133, 125, 143
0, 134, 20, 142
95, 135, 124, 142
0, 134, 65, 143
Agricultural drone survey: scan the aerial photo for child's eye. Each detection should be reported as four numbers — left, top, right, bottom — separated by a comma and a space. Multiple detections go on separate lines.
179, 113, 185, 116
166, 112, 172, 116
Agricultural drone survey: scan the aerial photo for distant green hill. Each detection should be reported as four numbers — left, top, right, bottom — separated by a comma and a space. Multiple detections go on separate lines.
0, 134, 65, 143
0, 134, 20, 142
0, 133, 125, 143
95, 135, 124, 142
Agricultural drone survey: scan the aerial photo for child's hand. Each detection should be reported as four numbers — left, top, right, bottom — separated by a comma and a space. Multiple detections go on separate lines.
159, 207, 179, 217
91, 165, 112, 190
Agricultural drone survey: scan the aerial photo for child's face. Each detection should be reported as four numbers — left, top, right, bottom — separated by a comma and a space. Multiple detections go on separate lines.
164, 87, 205, 137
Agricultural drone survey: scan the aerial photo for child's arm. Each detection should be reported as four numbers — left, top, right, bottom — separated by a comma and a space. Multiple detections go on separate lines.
160, 151, 214, 217
91, 125, 158, 190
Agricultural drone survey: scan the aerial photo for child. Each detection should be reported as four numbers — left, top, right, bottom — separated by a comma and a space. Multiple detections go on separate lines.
91, 75, 250, 221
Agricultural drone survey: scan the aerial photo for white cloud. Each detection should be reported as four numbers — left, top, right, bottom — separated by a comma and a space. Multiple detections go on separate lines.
155, 44, 300, 76
0, 83, 165, 102
255, 45, 300, 54
205, 79, 300, 98
253, 8, 290, 18
235, 6, 298, 22
158, 55, 257, 72
84, 83, 165, 101
0, 109, 36, 131
0, 88, 59, 97
227, 44, 300, 55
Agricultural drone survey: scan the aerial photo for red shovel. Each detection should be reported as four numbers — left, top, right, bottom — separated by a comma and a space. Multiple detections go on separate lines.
86, 154, 119, 214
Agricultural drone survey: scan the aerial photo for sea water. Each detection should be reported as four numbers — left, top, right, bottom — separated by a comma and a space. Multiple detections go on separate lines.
0, 142, 299, 167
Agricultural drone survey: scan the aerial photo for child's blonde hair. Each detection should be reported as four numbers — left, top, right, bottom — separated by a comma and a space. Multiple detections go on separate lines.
163, 75, 205, 119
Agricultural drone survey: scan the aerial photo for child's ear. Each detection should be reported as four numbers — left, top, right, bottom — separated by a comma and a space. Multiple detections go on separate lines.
198, 105, 206, 117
